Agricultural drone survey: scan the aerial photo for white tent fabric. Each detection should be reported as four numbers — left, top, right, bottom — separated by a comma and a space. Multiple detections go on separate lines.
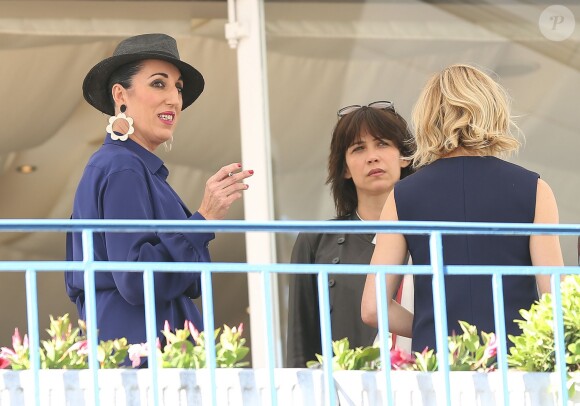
0, 0, 579, 358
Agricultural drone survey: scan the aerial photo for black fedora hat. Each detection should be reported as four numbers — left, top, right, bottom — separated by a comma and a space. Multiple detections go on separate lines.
83, 33, 205, 116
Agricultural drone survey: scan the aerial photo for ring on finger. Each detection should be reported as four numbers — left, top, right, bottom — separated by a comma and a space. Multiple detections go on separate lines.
228, 172, 234, 177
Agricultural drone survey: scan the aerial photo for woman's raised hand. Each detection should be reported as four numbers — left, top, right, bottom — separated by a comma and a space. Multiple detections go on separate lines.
197, 163, 254, 220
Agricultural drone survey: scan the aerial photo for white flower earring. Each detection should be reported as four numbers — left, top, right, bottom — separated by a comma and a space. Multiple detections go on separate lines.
106, 104, 134, 141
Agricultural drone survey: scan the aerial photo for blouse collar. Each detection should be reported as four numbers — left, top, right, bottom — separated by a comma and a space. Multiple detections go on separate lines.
104, 135, 168, 179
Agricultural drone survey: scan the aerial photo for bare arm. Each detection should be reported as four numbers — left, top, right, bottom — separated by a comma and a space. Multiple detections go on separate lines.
361, 192, 414, 337
530, 178, 564, 295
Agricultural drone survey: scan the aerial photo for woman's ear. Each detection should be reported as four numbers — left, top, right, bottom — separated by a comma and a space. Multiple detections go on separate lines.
399, 157, 411, 168
111, 84, 127, 113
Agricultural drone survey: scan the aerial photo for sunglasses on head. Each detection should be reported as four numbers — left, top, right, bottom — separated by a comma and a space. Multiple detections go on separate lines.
337, 100, 395, 118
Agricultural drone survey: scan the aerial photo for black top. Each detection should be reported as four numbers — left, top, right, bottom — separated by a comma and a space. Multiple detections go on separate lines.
394, 156, 540, 353
286, 214, 378, 368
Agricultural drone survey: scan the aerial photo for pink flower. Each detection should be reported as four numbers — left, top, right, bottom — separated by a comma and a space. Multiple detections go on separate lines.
128, 343, 149, 368
12, 328, 22, 349
231, 323, 244, 336
0, 347, 15, 358
69, 340, 89, 356
0, 357, 10, 369
484, 333, 498, 359
0, 348, 14, 369
186, 321, 200, 342
164, 320, 171, 334
390, 347, 413, 370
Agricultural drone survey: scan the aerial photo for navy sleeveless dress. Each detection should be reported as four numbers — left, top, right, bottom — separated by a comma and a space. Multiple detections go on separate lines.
394, 156, 540, 353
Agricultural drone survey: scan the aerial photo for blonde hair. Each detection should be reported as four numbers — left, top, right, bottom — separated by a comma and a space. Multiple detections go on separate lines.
411, 64, 521, 168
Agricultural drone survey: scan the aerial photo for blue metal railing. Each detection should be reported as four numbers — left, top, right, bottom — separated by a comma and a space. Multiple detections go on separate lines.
0, 219, 579, 406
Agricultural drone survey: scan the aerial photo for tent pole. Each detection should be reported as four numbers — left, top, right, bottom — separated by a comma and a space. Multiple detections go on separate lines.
226, 0, 282, 368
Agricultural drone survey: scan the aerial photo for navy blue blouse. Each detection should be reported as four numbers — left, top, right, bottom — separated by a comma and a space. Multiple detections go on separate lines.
394, 156, 539, 353
65, 136, 213, 345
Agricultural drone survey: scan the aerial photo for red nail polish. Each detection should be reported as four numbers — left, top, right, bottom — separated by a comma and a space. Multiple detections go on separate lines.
237, 163, 242, 168
249, 170, 254, 175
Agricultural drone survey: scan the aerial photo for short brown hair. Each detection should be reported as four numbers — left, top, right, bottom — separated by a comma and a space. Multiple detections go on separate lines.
327, 107, 414, 218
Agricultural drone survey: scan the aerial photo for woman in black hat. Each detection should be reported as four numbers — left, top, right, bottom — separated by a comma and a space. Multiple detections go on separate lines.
65, 33, 252, 354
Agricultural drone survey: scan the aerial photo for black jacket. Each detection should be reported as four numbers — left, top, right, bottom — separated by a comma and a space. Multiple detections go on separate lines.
286, 215, 378, 368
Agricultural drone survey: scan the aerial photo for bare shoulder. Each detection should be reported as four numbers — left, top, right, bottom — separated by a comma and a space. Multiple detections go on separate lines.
380, 191, 399, 221
537, 178, 554, 196
534, 178, 559, 224
530, 177, 564, 269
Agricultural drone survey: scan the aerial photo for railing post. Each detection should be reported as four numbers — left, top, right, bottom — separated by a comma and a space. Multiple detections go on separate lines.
261, 270, 277, 405
143, 267, 160, 406
317, 270, 336, 406
25, 269, 41, 406
491, 274, 509, 405
551, 274, 568, 404
82, 229, 100, 406
201, 269, 217, 406
429, 232, 451, 406
375, 269, 393, 405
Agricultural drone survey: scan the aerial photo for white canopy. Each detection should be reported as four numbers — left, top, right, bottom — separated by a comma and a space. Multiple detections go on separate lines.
1, 0, 579, 360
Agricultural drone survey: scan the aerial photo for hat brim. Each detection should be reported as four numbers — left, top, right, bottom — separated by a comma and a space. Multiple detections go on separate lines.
83, 51, 205, 116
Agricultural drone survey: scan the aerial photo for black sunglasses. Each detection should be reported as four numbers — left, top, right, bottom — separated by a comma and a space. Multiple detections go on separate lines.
337, 100, 395, 118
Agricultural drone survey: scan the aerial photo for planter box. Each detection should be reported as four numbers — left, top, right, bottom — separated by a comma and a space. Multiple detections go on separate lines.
335, 370, 580, 406
0, 369, 326, 406
0, 369, 578, 405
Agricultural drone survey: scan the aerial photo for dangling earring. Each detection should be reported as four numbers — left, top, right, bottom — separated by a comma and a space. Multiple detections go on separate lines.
106, 104, 134, 141
164, 136, 173, 152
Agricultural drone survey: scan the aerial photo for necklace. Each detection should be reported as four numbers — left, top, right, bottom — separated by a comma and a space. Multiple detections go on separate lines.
356, 210, 376, 244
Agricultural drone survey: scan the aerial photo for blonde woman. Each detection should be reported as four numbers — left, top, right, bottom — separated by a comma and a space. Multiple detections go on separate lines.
361, 64, 563, 354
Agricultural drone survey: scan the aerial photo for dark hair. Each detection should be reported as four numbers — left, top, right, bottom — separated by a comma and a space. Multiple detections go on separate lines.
326, 107, 415, 218
106, 61, 144, 112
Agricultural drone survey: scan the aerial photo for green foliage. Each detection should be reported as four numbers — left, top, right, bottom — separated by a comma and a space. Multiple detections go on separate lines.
412, 348, 438, 372
1, 327, 31, 370
97, 336, 129, 369
569, 372, 580, 397
306, 338, 381, 371
0, 314, 129, 370
216, 324, 250, 368
411, 321, 497, 372
448, 321, 497, 372
157, 323, 202, 369
149, 321, 250, 369
507, 275, 580, 397
508, 275, 580, 374
41, 314, 84, 369
0, 316, 249, 370
307, 322, 497, 373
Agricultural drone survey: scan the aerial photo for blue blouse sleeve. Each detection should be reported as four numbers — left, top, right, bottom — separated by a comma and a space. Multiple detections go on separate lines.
102, 168, 212, 305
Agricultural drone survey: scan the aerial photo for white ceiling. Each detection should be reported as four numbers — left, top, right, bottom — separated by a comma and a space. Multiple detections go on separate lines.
0, 0, 578, 344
